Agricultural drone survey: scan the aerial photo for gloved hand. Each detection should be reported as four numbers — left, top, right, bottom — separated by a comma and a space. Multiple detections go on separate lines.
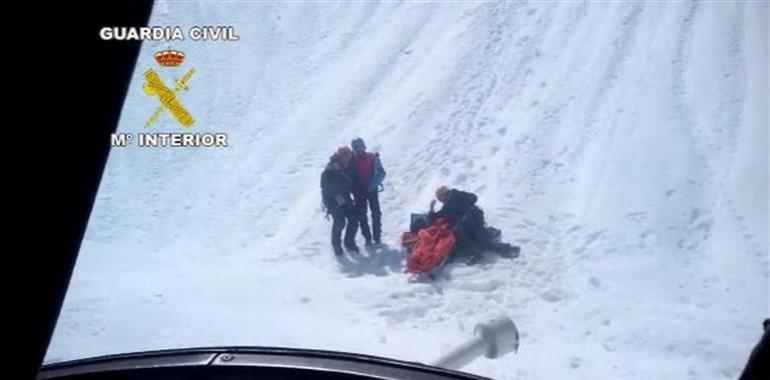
367, 180, 381, 193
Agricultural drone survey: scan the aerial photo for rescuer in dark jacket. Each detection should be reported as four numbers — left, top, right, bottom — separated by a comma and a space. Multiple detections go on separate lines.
429, 186, 519, 262
321, 146, 359, 255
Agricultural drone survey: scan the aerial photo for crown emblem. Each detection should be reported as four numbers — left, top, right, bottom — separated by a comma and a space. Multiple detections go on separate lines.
154, 48, 185, 67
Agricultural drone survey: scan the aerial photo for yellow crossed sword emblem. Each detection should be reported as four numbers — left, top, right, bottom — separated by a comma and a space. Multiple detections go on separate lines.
143, 68, 196, 128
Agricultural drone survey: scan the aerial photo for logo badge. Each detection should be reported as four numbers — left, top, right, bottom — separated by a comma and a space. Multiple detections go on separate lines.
143, 48, 195, 128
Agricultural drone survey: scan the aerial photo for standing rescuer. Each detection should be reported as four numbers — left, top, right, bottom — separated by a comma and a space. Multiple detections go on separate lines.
321, 146, 359, 255
349, 137, 386, 246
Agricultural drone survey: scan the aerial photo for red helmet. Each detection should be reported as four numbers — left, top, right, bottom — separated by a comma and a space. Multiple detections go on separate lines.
336, 146, 353, 161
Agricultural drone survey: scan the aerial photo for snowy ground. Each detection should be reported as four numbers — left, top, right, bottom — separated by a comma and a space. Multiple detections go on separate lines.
48, 2, 768, 379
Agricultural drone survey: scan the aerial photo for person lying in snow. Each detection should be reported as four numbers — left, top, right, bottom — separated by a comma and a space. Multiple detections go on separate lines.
428, 186, 520, 263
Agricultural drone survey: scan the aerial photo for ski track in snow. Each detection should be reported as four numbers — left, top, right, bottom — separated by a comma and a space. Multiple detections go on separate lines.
48, 2, 768, 380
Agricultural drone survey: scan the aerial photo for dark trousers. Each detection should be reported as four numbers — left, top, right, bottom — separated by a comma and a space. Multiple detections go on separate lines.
329, 206, 357, 247
454, 208, 514, 255
354, 190, 382, 243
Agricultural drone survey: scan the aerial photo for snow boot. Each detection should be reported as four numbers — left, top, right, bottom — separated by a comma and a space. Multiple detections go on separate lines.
498, 244, 520, 259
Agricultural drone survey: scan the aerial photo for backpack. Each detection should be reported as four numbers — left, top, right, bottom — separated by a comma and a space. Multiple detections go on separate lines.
372, 152, 386, 192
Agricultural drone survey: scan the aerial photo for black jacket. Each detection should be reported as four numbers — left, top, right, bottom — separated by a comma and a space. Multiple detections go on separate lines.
433, 189, 479, 225
320, 160, 353, 213
739, 319, 770, 380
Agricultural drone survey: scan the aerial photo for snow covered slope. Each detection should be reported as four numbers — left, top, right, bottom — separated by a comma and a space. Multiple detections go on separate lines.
48, 2, 768, 380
